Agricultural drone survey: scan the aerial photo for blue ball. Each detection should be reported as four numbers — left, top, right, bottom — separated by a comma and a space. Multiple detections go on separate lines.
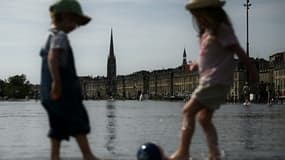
137, 142, 163, 160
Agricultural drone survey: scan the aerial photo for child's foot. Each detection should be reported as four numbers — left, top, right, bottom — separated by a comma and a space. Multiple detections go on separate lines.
168, 152, 190, 160
208, 153, 223, 160
207, 149, 225, 160
208, 155, 222, 160
51, 156, 60, 160
83, 154, 101, 160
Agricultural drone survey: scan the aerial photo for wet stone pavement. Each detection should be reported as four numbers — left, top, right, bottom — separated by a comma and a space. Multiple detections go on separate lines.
0, 101, 284, 160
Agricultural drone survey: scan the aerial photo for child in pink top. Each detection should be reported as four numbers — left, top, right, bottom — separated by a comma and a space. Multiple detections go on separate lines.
167, 0, 258, 160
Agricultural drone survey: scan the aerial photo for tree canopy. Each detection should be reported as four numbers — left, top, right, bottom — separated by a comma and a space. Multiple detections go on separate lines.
0, 74, 32, 99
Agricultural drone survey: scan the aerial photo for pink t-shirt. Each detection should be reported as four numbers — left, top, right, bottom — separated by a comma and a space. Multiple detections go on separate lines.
198, 24, 238, 86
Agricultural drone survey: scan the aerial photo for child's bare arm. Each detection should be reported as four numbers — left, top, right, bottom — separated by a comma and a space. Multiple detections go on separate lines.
190, 61, 199, 71
184, 61, 199, 72
230, 44, 258, 82
48, 49, 62, 100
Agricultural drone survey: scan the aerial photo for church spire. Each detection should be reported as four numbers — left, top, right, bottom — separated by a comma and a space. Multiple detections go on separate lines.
182, 48, 187, 66
107, 28, 117, 97
109, 28, 114, 57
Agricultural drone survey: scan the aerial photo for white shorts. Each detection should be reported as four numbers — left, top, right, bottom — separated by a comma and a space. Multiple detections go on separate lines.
192, 84, 230, 110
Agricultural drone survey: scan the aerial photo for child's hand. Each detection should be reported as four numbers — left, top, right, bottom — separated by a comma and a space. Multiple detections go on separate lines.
188, 62, 198, 72
183, 63, 197, 72
50, 81, 62, 100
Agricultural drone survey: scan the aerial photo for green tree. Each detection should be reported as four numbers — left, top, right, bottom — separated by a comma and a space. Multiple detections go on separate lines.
3, 74, 32, 99
0, 79, 4, 97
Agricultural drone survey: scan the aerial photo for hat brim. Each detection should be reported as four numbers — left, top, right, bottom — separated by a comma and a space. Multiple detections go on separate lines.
49, 4, 91, 26
186, 1, 225, 10
76, 15, 91, 26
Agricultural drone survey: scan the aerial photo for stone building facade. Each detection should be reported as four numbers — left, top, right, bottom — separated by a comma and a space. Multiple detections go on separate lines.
270, 52, 285, 98
80, 76, 107, 99
79, 30, 285, 101
149, 69, 173, 98
120, 71, 149, 99
80, 52, 285, 101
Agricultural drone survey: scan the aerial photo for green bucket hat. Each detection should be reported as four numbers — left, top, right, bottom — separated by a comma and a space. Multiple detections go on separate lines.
50, 0, 91, 26
186, 0, 225, 10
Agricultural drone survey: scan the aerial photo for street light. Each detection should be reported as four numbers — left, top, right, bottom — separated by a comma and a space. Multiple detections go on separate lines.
244, 0, 252, 84
244, 0, 252, 57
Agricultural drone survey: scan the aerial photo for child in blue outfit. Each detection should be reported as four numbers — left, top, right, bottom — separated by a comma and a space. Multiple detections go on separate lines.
40, 0, 100, 159
167, 0, 258, 160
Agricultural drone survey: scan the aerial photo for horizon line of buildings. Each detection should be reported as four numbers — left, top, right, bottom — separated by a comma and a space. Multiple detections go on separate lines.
79, 30, 285, 102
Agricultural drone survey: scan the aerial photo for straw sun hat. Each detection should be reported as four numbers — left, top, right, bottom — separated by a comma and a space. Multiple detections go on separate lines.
186, 0, 225, 10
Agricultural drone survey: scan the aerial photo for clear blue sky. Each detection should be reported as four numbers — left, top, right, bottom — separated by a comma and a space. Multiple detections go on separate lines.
0, 0, 284, 84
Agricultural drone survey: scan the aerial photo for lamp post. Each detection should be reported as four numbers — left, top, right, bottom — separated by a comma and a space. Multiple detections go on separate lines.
244, 0, 252, 57
244, 0, 252, 85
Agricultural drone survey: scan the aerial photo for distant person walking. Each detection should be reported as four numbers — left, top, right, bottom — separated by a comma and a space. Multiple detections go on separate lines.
243, 82, 250, 105
167, 0, 257, 160
39, 0, 100, 160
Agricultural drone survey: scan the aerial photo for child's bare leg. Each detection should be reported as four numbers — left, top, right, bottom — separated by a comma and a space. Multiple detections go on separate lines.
75, 134, 100, 160
198, 109, 220, 160
50, 138, 61, 160
169, 98, 204, 160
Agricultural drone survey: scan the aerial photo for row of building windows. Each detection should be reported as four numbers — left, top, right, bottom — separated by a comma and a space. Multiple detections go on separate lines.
80, 52, 285, 101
